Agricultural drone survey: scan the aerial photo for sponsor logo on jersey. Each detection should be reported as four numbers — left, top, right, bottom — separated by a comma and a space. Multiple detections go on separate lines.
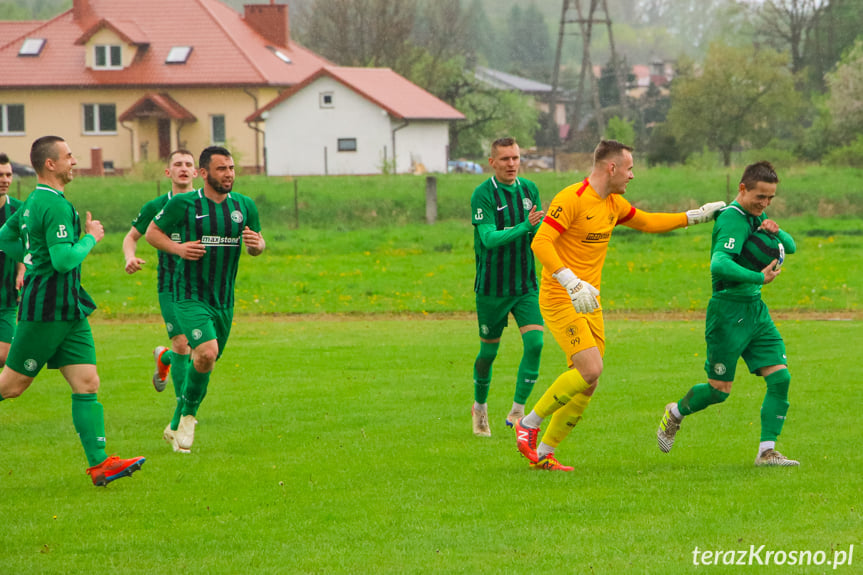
201, 235, 240, 247
584, 231, 611, 243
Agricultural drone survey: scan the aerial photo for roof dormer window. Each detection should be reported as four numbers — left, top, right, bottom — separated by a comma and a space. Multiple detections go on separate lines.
18, 38, 46, 57
166, 46, 192, 64
94, 45, 122, 69
267, 46, 291, 64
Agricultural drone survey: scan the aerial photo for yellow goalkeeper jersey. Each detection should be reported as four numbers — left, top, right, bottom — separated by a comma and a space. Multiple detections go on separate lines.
533, 178, 687, 306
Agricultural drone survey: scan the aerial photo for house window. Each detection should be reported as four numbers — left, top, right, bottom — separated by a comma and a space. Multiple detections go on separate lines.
83, 104, 117, 134
337, 138, 357, 152
94, 45, 122, 69
166, 46, 192, 64
211, 115, 226, 144
320, 92, 334, 108
18, 38, 46, 57
0, 104, 25, 135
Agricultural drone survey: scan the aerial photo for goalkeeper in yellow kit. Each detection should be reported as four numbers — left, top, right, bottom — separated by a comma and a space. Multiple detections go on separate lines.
515, 140, 726, 470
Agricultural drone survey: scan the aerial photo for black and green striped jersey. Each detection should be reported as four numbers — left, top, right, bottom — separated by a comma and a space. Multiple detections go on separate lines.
132, 191, 183, 295
17, 185, 96, 321
0, 196, 23, 309
153, 188, 261, 309
471, 177, 541, 297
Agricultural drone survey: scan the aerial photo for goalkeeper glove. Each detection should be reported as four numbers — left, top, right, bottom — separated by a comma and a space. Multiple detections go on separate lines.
553, 268, 599, 314
686, 201, 726, 225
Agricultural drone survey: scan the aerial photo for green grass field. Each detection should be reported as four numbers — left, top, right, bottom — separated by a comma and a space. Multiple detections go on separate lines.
1, 318, 860, 574
1, 170, 861, 573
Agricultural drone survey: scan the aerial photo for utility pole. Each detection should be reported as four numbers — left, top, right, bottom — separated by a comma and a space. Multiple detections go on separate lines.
549, 0, 627, 156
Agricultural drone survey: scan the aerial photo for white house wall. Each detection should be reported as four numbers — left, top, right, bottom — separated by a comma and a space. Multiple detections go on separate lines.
264, 77, 392, 176
394, 121, 449, 174
263, 77, 454, 176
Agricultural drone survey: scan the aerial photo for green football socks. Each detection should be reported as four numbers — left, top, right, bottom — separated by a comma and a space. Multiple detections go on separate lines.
473, 341, 499, 404
71, 393, 108, 467
170, 353, 190, 430
181, 364, 211, 417
161, 349, 173, 366
678, 383, 729, 416
514, 330, 542, 404
761, 369, 791, 441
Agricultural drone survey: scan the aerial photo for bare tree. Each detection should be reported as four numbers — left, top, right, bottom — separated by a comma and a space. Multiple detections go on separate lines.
756, 0, 829, 74
296, 0, 418, 68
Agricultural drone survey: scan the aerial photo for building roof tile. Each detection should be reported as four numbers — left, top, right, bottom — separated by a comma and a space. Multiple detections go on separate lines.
248, 66, 465, 122
0, 0, 330, 88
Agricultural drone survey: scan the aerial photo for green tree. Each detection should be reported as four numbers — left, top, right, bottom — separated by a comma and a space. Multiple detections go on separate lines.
803, 0, 863, 92
667, 42, 800, 166
506, 2, 553, 82
464, 0, 498, 68
825, 38, 863, 140
604, 116, 635, 145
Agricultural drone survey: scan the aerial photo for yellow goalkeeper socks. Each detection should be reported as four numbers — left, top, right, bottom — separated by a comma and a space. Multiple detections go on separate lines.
542, 392, 592, 448
533, 369, 592, 419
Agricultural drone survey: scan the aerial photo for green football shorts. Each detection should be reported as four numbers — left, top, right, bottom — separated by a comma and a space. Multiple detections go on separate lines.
158, 291, 182, 339
174, 299, 234, 360
704, 296, 786, 382
475, 291, 543, 340
0, 307, 16, 344
7, 318, 97, 376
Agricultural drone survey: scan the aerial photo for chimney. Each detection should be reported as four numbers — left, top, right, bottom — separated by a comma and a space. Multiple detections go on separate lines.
244, 1, 290, 48
72, 0, 95, 23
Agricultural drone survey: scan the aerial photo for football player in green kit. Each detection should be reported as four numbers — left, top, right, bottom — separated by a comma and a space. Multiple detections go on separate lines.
657, 161, 799, 466
0, 153, 25, 367
146, 146, 265, 453
123, 149, 196, 453
470, 137, 544, 437
0, 136, 145, 486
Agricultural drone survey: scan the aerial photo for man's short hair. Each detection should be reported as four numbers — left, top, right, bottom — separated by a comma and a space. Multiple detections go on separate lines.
168, 148, 195, 162
740, 161, 779, 190
0, 153, 9, 165
30, 136, 65, 175
594, 139, 633, 164
199, 146, 232, 171
490, 137, 517, 157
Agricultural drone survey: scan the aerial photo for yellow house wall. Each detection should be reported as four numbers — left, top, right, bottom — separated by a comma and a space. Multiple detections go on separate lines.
0, 86, 279, 172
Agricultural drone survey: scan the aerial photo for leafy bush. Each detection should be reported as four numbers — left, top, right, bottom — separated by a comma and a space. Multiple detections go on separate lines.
823, 135, 863, 167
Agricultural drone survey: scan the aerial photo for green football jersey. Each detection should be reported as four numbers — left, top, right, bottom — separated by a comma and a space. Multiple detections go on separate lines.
132, 191, 182, 295
710, 201, 768, 299
471, 176, 540, 297
17, 185, 96, 321
153, 188, 261, 309
0, 196, 23, 309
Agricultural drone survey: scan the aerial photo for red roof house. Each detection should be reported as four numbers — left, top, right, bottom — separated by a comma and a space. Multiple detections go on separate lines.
0, 0, 331, 173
